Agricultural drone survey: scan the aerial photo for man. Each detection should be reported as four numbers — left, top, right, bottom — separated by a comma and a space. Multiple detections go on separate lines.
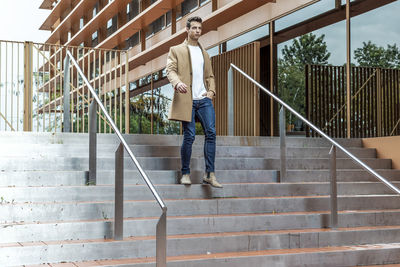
166, 16, 222, 188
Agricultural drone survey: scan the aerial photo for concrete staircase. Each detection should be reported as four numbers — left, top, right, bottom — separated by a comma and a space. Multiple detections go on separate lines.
1, 132, 400, 266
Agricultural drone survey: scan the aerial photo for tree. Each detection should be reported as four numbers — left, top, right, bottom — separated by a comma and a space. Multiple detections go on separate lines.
281, 33, 331, 66
354, 41, 400, 69
278, 33, 331, 125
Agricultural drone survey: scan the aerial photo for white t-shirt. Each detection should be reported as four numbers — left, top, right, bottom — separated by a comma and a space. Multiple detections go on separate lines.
188, 45, 207, 100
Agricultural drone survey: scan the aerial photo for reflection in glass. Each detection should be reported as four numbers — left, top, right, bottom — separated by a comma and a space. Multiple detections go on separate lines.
152, 84, 180, 135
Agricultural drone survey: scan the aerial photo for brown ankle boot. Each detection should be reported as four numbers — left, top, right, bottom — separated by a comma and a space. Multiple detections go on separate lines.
203, 172, 223, 188
180, 174, 191, 185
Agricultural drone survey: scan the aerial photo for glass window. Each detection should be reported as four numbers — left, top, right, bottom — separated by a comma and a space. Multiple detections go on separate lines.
107, 16, 118, 37
166, 11, 171, 26
146, 24, 154, 38
200, 0, 210, 6
107, 19, 113, 29
181, 0, 198, 17
152, 84, 180, 135
129, 90, 152, 134
125, 32, 139, 49
79, 18, 84, 29
176, 4, 182, 20
275, 0, 334, 31
127, 0, 139, 21
153, 15, 166, 33
207, 46, 218, 57
130, 82, 137, 91
226, 24, 269, 51
92, 31, 98, 46
92, 3, 98, 18
146, 15, 165, 38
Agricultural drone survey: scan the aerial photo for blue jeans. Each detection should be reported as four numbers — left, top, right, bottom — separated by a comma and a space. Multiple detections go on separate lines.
181, 97, 216, 175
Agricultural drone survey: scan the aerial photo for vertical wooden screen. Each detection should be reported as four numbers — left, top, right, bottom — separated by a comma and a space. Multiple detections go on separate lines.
306, 65, 400, 138
211, 42, 260, 136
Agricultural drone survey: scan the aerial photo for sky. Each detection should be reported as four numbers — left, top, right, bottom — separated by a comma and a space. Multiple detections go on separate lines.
0, 0, 50, 43
0, 0, 398, 65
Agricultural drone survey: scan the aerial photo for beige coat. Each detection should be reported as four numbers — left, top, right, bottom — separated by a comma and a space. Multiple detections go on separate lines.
166, 39, 216, 122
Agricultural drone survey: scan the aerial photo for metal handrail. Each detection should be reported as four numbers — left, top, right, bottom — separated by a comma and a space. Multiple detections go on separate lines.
228, 63, 400, 227
64, 50, 167, 267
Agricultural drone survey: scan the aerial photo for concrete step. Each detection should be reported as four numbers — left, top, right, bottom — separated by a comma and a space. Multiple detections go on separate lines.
0, 157, 391, 171
4, 226, 400, 266
285, 169, 400, 182
0, 144, 376, 159
0, 132, 363, 147
77, 243, 400, 267
0, 170, 278, 186
2, 182, 400, 203
363, 265, 400, 267
2, 195, 400, 224
0, 132, 394, 267
3, 209, 400, 243
3, 169, 400, 187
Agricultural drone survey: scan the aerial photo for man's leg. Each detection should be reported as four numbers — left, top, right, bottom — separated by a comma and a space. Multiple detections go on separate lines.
180, 108, 196, 184
196, 98, 216, 173
196, 98, 222, 188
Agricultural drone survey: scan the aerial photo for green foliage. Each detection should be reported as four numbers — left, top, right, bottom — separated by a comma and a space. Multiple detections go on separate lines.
282, 33, 331, 66
354, 41, 400, 69
82, 88, 181, 135
278, 60, 306, 124
279, 33, 331, 124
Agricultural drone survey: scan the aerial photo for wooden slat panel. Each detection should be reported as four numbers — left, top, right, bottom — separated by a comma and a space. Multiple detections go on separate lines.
306, 65, 400, 138
361, 67, 365, 137
341, 66, 345, 138
211, 42, 260, 136
333, 66, 338, 137
395, 70, 400, 135
305, 65, 309, 137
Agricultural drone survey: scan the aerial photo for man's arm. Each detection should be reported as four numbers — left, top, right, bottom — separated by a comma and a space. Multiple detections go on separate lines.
205, 52, 216, 96
166, 47, 181, 89
208, 69, 216, 96
166, 47, 188, 93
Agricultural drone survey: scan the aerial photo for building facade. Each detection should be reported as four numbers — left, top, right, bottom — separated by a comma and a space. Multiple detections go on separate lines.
34, 0, 399, 136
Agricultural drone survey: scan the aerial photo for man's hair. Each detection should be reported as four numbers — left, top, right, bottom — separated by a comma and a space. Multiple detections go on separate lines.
186, 16, 202, 28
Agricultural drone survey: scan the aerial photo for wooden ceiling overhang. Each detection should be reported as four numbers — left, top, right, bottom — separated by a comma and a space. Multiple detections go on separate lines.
65, 0, 133, 46
40, 0, 74, 30
44, 0, 185, 46
95, 0, 185, 49
126, 0, 275, 71
40, 0, 56, 10
44, 0, 100, 44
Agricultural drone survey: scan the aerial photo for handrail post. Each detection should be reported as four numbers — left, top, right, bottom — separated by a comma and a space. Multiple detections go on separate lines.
63, 54, 71, 132
89, 100, 97, 185
279, 107, 286, 182
23, 41, 33, 132
228, 66, 234, 136
329, 145, 338, 229
114, 142, 124, 240
66, 50, 167, 266
156, 208, 167, 267
229, 63, 400, 195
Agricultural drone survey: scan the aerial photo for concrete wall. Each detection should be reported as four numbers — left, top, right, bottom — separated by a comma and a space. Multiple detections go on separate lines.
363, 136, 400, 169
